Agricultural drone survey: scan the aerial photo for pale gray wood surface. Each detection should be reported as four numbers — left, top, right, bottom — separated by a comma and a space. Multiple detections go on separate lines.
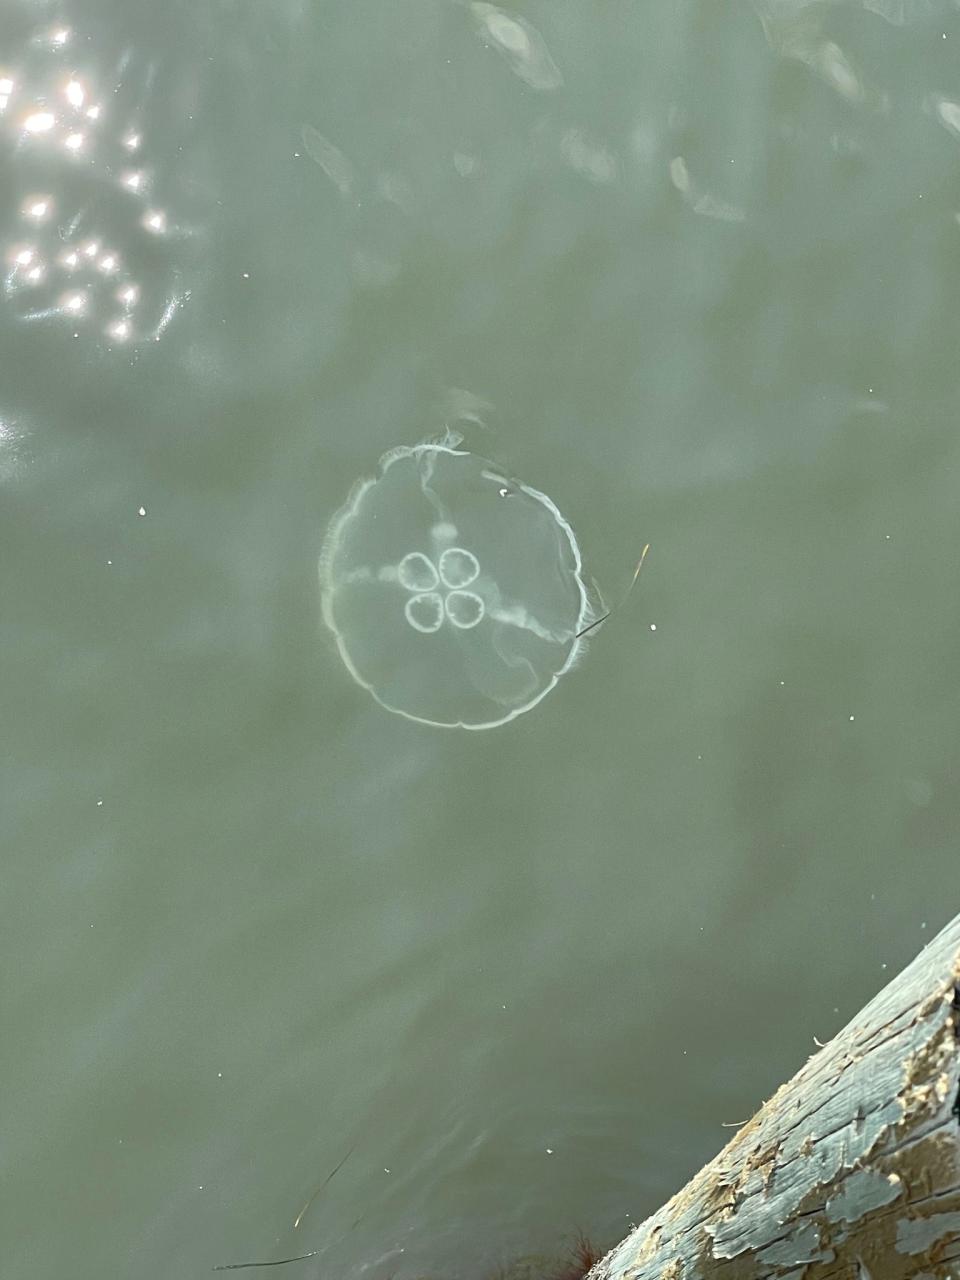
592, 914, 960, 1280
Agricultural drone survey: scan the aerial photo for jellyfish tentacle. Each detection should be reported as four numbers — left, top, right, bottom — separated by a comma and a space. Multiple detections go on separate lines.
486, 602, 575, 645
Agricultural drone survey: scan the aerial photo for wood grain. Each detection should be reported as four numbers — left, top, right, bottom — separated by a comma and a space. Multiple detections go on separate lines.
591, 915, 960, 1280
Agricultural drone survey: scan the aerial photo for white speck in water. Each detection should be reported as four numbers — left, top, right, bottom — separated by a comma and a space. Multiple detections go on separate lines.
546, 1148, 554, 1154
649, 623, 657, 632
137, 505, 146, 516
849, 714, 855, 721
383, 1168, 390, 1174
96, 798, 103, 807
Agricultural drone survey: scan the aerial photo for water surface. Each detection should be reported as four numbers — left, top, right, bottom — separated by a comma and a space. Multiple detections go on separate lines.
4, 1, 960, 1277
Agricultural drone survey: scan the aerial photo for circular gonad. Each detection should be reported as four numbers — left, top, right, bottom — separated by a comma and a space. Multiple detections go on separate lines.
319, 439, 597, 730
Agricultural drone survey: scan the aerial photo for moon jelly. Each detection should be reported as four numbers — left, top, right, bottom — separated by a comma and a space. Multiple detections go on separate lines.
319, 439, 596, 729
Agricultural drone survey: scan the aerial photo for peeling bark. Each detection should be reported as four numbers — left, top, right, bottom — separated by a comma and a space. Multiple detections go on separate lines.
591, 914, 960, 1280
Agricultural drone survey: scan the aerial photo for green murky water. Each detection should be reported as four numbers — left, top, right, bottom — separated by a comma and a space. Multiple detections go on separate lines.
3, 1, 960, 1276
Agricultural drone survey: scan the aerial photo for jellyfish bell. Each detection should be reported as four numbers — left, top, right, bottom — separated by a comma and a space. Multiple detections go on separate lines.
319, 439, 597, 730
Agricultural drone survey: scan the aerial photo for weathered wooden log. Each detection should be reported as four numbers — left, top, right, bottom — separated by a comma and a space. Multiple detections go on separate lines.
592, 913, 960, 1280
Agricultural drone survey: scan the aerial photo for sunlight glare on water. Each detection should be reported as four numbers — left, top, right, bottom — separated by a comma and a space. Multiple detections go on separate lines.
470, 2, 564, 90
0, 9, 203, 348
